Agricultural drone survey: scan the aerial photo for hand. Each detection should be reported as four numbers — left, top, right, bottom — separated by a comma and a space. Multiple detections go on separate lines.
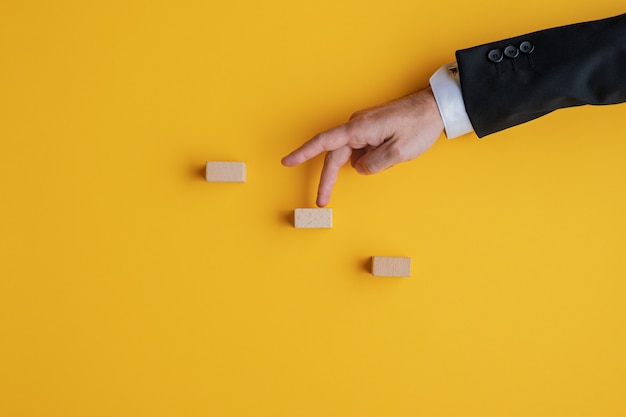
281, 87, 445, 207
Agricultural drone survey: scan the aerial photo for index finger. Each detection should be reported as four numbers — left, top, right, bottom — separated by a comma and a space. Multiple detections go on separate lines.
281, 125, 350, 167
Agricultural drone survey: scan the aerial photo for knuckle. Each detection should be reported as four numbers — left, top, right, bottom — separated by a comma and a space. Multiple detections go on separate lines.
313, 131, 326, 143
355, 111, 373, 123
349, 110, 362, 120
343, 122, 358, 139
345, 117, 366, 136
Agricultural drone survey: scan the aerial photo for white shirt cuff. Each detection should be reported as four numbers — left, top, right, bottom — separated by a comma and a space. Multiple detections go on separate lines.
429, 62, 474, 139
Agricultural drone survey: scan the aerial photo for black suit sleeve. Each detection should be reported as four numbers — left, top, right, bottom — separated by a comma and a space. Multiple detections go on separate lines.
455, 13, 626, 138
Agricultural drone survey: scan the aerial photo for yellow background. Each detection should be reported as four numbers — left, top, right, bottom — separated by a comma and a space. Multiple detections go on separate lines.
1, 1, 625, 416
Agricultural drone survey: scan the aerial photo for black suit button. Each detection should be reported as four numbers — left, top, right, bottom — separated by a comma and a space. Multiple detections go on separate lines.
520, 41, 534, 54
504, 45, 519, 58
488, 49, 503, 63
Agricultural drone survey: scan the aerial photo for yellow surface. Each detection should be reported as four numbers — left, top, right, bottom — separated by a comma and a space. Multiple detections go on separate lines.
1, 1, 626, 416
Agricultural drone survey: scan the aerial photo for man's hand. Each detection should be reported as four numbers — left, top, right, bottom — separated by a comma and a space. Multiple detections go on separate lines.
281, 87, 445, 207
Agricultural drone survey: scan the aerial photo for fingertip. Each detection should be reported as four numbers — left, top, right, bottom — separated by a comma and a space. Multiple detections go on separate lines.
354, 159, 370, 175
317, 180, 334, 207
316, 187, 329, 207
281, 153, 300, 167
354, 161, 364, 175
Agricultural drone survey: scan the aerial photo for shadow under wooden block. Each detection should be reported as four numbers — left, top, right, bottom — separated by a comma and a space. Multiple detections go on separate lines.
371, 256, 411, 277
294, 208, 332, 228
361, 257, 372, 274
191, 165, 206, 181
205, 161, 246, 182
280, 210, 294, 227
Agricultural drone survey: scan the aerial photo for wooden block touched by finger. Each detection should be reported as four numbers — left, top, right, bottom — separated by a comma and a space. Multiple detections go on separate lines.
205, 161, 246, 182
371, 256, 411, 277
294, 208, 332, 228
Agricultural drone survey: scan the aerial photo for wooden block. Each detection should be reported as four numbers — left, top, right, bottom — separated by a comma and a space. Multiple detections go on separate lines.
371, 256, 411, 277
294, 208, 332, 228
205, 161, 246, 182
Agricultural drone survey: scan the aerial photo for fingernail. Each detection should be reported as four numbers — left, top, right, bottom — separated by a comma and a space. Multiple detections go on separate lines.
355, 160, 369, 175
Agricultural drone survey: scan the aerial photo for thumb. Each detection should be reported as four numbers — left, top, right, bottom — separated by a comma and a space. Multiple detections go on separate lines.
353, 140, 404, 175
